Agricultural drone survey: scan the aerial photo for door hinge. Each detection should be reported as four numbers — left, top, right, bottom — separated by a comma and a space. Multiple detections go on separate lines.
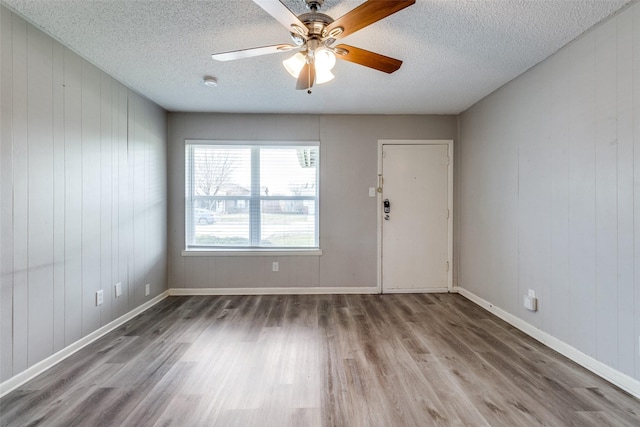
446, 261, 450, 272
447, 157, 450, 166
446, 209, 450, 219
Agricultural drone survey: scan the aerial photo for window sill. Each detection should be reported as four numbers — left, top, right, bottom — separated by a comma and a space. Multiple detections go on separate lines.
182, 249, 323, 257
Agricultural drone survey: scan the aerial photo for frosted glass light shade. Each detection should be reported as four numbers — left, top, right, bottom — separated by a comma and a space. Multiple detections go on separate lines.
283, 52, 306, 78
315, 69, 335, 84
315, 48, 336, 72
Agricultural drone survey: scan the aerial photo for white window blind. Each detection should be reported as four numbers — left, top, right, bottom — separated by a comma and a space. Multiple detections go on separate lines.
185, 141, 319, 249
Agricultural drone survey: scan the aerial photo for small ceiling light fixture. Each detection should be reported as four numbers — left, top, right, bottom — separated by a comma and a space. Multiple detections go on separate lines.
203, 76, 218, 87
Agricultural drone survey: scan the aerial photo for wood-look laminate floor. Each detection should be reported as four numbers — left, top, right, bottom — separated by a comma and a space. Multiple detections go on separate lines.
2, 294, 640, 426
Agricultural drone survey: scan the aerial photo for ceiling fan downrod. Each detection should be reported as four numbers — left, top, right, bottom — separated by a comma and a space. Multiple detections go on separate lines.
305, 0, 324, 12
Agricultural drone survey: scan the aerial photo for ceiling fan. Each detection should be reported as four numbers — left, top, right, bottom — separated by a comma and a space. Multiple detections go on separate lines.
212, 0, 416, 92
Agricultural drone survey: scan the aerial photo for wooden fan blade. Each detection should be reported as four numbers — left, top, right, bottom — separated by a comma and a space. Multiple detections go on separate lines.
325, 0, 415, 39
296, 62, 316, 90
212, 44, 296, 61
334, 44, 403, 73
253, 0, 309, 36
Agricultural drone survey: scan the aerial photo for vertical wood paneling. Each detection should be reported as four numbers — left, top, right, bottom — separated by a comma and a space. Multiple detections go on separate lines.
52, 40, 65, 353
63, 47, 83, 346
100, 73, 113, 327
110, 78, 121, 319
116, 84, 129, 317
488, 88, 521, 312
516, 69, 547, 328
537, 64, 555, 335
593, 18, 619, 369
11, 13, 29, 375
567, 32, 598, 357
129, 95, 142, 305
459, 2, 640, 381
633, 3, 640, 380
615, 10, 635, 377
0, 4, 167, 385
142, 103, 150, 296
80, 61, 102, 336
26, 23, 55, 367
149, 106, 166, 297
0, 5, 15, 382
547, 48, 572, 344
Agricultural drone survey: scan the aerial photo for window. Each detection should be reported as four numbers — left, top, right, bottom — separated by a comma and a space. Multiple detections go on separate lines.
185, 141, 319, 250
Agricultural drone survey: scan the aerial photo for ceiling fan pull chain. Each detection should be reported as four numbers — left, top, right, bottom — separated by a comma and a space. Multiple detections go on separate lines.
307, 54, 313, 94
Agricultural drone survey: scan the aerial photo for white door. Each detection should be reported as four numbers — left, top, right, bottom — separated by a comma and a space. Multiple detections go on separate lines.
381, 143, 451, 292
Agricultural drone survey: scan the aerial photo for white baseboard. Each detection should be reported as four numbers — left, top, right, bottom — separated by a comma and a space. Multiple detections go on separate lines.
454, 286, 640, 400
0, 291, 169, 398
383, 287, 450, 294
169, 286, 380, 296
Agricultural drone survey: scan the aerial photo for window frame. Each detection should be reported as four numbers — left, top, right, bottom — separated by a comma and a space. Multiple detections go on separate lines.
184, 139, 321, 255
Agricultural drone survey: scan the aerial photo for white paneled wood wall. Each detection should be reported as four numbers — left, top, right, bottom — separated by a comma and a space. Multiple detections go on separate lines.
0, 7, 168, 383
458, 2, 640, 379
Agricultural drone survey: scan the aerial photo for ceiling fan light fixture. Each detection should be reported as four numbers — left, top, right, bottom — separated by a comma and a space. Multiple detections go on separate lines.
212, 0, 415, 92
315, 68, 334, 84
283, 52, 307, 78
315, 48, 336, 72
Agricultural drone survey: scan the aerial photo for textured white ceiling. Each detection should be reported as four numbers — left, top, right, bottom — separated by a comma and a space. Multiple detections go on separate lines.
2, 0, 633, 114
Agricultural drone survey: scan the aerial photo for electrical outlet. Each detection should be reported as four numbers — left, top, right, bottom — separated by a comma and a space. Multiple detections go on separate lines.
96, 289, 104, 306
145, 283, 150, 296
272, 262, 279, 272
115, 282, 122, 298
524, 294, 537, 311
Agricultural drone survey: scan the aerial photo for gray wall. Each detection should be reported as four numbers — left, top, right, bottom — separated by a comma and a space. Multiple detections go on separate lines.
0, 6, 168, 382
168, 113, 457, 290
458, 2, 640, 379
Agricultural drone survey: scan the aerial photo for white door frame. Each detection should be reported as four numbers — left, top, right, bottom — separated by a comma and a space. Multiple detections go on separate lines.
377, 140, 454, 293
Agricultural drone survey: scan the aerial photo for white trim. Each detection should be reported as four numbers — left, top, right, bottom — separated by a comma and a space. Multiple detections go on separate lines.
454, 286, 640, 400
182, 249, 322, 257
0, 291, 170, 398
377, 139, 454, 294
383, 287, 450, 294
169, 287, 379, 296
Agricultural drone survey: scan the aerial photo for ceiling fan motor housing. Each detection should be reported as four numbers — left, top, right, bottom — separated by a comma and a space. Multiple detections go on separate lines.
299, 12, 333, 37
